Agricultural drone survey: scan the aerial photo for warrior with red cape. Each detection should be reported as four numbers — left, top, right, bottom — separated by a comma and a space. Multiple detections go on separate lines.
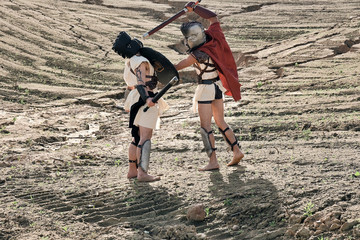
175, 2, 244, 171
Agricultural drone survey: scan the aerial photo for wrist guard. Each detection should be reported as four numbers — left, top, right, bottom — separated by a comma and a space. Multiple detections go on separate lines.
145, 75, 158, 90
136, 84, 149, 102
194, 5, 217, 19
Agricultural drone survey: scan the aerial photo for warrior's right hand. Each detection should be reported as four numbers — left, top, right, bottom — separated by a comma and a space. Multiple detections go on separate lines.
146, 98, 155, 107
185, 2, 196, 12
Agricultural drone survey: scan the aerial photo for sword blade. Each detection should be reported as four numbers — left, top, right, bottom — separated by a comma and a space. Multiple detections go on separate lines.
143, 0, 202, 38
143, 9, 187, 38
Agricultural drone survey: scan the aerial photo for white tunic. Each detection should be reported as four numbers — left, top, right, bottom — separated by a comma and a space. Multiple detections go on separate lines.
123, 55, 169, 129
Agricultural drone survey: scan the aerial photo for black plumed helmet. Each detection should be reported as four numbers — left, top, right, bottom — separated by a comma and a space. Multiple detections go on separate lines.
112, 31, 143, 58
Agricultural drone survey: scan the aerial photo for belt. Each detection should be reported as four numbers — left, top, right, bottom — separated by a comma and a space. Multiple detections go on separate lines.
198, 77, 220, 84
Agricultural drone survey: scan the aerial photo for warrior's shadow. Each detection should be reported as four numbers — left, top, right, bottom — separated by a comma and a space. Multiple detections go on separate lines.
208, 167, 283, 232
121, 180, 184, 224
78, 180, 184, 233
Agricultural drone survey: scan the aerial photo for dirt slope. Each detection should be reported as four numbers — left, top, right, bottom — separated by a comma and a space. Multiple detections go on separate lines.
1, 0, 359, 239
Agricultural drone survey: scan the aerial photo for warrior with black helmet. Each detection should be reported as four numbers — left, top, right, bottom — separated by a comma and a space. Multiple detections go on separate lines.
174, 2, 244, 171
112, 32, 173, 181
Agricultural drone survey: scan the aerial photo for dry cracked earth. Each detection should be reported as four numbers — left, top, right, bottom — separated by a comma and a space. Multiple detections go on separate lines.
1, 0, 360, 239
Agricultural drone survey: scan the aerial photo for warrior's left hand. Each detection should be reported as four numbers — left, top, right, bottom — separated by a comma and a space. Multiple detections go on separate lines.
146, 98, 155, 107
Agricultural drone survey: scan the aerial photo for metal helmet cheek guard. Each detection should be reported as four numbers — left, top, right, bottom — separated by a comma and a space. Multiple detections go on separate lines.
112, 31, 143, 58
180, 21, 206, 50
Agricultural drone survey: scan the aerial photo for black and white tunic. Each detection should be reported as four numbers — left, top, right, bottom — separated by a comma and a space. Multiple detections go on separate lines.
191, 50, 226, 112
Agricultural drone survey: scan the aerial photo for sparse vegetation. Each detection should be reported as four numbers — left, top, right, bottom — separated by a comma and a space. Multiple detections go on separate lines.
224, 198, 232, 206
304, 202, 315, 217
317, 236, 329, 240
302, 129, 312, 140
205, 207, 210, 217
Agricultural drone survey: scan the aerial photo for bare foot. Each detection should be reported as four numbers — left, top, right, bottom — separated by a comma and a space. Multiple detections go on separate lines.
127, 171, 137, 179
199, 162, 220, 171
199, 152, 219, 171
227, 150, 244, 166
137, 174, 160, 182
137, 168, 160, 182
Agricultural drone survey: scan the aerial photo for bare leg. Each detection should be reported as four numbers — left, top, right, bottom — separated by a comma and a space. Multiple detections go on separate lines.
212, 99, 244, 166
198, 103, 219, 171
127, 139, 138, 179
136, 126, 160, 182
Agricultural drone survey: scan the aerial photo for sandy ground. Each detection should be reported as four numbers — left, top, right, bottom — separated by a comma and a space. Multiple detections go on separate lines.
1, 0, 360, 239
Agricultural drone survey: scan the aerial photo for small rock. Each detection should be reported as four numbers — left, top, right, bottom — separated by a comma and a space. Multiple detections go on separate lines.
308, 212, 323, 223
289, 214, 303, 224
338, 201, 350, 208
232, 225, 240, 231
215, 211, 224, 218
330, 204, 343, 212
276, 68, 284, 77
196, 233, 207, 239
304, 216, 315, 225
329, 223, 341, 231
332, 211, 342, 219
332, 218, 341, 225
341, 220, 359, 232
284, 229, 295, 237
94, 201, 104, 208
295, 227, 311, 239
16, 216, 30, 227
323, 217, 333, 228
186, 204, 206, 221
313, 220, 322, 229
289, 224, 302, 233
318, 223, 328, 232
334, 45, 350, 54
353, 227, 360, 237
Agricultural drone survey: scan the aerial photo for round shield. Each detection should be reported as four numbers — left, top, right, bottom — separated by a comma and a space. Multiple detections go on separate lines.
140, 47, 179, 85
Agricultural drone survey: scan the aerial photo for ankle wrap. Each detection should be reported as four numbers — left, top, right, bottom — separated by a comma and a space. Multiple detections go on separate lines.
129, 159, 138, 168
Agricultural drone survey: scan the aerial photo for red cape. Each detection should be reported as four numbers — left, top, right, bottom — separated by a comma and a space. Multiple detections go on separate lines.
198, 22, 241, 101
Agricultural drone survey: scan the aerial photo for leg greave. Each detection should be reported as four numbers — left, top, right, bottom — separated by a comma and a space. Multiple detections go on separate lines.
137, 140, 151, 172
219, 127, 240, 151
200, 127, 217, 157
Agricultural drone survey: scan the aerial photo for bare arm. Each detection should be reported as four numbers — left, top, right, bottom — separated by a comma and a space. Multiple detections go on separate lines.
174, 54, 197, 71
135, 62, 150, 83
135, 62, 155, 107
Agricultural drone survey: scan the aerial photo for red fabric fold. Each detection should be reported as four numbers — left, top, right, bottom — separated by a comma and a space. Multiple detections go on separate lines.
198, 22, 241, 101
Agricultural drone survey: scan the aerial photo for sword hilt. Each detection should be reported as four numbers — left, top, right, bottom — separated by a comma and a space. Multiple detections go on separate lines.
143, 76, 179, 112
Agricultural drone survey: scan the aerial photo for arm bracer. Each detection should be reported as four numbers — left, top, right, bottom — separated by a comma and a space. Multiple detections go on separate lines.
194, 5, 217, 19
136, 84, 149, 102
